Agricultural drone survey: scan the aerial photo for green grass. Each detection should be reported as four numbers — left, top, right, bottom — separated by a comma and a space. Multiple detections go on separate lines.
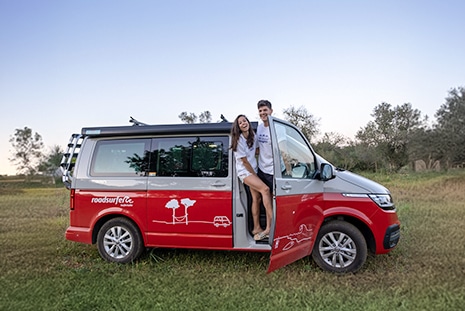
1, 171, 464, 311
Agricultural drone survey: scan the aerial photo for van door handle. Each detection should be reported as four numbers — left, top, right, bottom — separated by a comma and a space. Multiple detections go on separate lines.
281, 184, 292, 190
211, 182, 226, 187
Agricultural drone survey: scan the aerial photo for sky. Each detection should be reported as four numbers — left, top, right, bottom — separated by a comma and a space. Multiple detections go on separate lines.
1, 0, 464, 175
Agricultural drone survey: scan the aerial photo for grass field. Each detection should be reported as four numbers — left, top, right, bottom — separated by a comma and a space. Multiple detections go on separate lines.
1, 171, 464, 311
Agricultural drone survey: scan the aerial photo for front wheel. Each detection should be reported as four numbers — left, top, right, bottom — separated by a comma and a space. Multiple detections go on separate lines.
97, 217, 144, 263
312, 220, 367, 273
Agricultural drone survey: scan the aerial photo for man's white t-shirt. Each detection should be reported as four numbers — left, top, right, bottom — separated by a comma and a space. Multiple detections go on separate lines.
257, 123, 274, 175
234, 134, 257, 176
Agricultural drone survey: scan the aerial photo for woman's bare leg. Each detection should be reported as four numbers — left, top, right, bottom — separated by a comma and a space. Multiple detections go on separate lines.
244, 174, 273, 235
249, 188, 262, 234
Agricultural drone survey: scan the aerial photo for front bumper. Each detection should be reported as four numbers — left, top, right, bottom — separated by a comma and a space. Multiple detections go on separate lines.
383, 224, 400, 249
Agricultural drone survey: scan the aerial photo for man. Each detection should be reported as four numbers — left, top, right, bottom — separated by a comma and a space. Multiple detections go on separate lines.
256, 100, 274, 191
256, 100, 292, 192
254, 100, 292, 238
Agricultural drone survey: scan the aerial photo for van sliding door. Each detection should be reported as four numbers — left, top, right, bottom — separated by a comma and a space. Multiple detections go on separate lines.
145, 136, 233, 249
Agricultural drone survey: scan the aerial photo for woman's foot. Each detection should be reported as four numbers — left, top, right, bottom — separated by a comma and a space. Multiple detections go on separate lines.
254, 231, 269, 241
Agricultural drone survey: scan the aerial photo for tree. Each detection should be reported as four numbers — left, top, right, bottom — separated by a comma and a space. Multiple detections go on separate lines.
178, 111, 212, 124
283, 106, 320, 141
38, 145, 64, 177
356, 103, 425, 172
9, 127, 44, 175
178, 112, 197, 124
315, 132, 353, 169
351, 139, 385, 172
407, 125, 442, 170
434, 86, 465, 168
199, 111, 212, 123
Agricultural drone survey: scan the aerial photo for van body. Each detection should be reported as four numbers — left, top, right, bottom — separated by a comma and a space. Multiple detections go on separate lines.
61, 116, 400, 273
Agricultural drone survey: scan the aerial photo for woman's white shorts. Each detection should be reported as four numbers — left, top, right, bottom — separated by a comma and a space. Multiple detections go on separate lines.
238, 172, 253, 183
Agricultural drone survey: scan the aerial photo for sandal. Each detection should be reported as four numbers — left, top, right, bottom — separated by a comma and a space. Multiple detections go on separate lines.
252, 229, 263, 235
254, 231, 269, 241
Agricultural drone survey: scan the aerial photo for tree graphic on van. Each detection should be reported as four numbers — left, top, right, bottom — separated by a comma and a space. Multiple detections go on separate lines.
165, 198, 196, 224
165, 199, 179, 224
180, 198, 196, 224
155, 198, 230, 228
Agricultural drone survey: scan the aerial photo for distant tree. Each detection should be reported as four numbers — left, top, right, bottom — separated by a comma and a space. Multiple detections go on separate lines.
38, 145, 63, 177
434, 86, 465, 168
314, 132, 383, 172
179, 111, 212, 124
351, 140, 385, 172
9, 127, 44, 175
407, 124, 443, 170
199, 111, 212, 123
356, 103, 425, 172
178, 112, 197, 124
283, 105, 320, 141
315, 132, 354, 169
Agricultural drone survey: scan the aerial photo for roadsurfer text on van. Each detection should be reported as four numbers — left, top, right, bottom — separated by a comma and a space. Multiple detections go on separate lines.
60, 116, 400, 273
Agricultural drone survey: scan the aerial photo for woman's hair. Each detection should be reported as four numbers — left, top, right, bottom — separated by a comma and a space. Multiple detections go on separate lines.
230, 114, 255, 151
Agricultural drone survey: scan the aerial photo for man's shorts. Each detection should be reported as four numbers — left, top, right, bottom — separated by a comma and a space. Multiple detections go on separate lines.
258, 168, 273, 192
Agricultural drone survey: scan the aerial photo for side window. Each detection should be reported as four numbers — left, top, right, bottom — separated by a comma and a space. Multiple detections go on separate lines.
274, 122, 316, 179
192, 140, 225, 176
156, 138, 189, 176
150, 136, 229, 177
91, 139, 150, 176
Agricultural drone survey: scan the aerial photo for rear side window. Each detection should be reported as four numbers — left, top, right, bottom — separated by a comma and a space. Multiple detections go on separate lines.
150, 136, 229, 177
91, 139, 151, 176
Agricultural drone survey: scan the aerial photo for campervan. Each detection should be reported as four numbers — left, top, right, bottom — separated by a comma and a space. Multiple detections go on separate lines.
61, 116, 400, 273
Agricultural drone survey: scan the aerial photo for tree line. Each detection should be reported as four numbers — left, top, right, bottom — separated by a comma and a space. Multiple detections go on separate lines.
180, 86, 465, 173
316, 86, 464, 172
7, 86, 464, 176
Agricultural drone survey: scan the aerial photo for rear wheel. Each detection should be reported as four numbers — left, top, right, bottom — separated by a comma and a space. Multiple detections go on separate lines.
312, 220, 367, 273
97, 217, 144, 263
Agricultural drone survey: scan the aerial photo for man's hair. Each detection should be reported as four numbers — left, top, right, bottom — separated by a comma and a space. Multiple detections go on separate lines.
257, 99, 272, 109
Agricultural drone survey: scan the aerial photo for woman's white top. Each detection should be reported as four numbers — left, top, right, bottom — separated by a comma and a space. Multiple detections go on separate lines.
234, 134, 257, 176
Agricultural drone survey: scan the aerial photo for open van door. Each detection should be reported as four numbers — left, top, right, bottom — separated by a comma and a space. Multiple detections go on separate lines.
267, 117, 324, 273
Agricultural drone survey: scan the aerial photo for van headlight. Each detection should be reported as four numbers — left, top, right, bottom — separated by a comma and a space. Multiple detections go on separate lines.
369, 194, 395, 210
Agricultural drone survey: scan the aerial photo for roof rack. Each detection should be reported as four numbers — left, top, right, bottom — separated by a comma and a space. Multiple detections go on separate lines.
129, 116, 148, 126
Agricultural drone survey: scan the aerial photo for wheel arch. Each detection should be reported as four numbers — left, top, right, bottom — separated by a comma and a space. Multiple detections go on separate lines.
321, 215, 376, 254
91, 214, 144, 245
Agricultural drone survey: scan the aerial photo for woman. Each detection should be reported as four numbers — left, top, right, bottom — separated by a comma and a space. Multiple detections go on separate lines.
230, 114, 272, 241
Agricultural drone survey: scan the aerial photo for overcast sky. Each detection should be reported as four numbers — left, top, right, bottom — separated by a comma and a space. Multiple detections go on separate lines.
1, 0, 464, 175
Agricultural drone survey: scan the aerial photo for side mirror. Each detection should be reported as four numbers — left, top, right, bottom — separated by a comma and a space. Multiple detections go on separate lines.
320, 163, 335, 181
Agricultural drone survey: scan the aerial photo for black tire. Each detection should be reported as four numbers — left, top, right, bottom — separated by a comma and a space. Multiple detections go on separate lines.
97, 217, 144, 263
312, 220, 367, 273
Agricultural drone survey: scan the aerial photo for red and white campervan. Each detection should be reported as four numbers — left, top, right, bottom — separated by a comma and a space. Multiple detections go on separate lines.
61, 116, 400, 273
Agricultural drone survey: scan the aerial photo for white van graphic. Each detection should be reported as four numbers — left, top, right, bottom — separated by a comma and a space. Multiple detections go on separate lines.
213, 216, 231, 228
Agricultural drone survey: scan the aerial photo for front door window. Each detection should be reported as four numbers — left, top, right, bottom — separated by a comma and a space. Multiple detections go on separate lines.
274, 122, 316, 179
